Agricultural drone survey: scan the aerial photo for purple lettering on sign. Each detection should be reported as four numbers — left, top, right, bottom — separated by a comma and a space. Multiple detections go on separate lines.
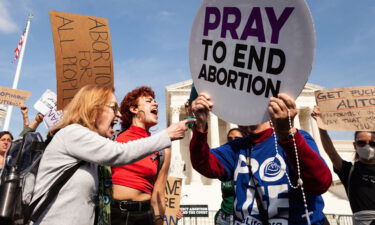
203, 7, 221, 36
266, 7, 294, 44
221, 7, 241, 39
240, 7, 265, 42
202, 6, 295, 45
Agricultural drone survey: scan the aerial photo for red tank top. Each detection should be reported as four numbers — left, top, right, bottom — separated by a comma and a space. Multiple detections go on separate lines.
111, 125, 159, 194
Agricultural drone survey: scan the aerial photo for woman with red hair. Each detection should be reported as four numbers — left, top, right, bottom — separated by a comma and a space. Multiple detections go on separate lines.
111, 86, 170, 225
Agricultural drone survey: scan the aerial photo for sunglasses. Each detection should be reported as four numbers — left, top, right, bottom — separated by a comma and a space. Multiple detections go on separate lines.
356, 140, 375, 148
106, 102, 119, 114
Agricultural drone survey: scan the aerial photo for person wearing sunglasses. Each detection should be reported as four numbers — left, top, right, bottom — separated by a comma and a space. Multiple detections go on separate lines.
29, 85, 193, 225
110, 86, 170, 225
312, 106, 375, 224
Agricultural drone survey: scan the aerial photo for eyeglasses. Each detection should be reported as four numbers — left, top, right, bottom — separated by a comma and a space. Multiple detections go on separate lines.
105, 102, 119, 114
355, 140, 375, 148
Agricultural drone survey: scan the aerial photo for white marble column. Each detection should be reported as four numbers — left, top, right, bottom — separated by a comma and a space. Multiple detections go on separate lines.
299, 108, 312, 134
209, 112, 220, 148
308, 107, 321, 141
294, 109, 301, 130
168, 105, 185, 178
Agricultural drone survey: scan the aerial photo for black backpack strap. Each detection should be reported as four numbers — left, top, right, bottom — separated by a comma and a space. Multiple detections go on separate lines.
27, 161, 85, 222
158, 150, 165, 171
250, 173, 269, 224
155, 150, 165, 178
246, 144, 269, 225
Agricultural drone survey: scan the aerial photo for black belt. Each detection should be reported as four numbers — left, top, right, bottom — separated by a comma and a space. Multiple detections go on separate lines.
112, 200, 151, 212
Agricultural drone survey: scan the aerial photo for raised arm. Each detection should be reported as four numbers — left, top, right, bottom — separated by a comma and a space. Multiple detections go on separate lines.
28, 113, 45, 131
20, 104, 30, 127
269, 94, 332, 195
19, 107, 45, 137
311, 106, 343, 171
189, 93, 226, 179
62, 119, 192, 166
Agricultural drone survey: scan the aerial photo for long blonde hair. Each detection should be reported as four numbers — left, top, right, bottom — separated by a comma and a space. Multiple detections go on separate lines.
50, 85, 115, 134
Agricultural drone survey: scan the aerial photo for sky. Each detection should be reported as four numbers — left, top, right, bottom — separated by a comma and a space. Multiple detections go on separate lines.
0, 0, 374, 140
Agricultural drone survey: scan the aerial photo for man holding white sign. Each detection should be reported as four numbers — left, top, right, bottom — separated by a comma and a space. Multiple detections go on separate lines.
189, 93, 331, 225
188, 0, 331, 224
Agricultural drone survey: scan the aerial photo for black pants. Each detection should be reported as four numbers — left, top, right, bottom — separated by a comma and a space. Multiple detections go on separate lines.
111, 200, 154, 225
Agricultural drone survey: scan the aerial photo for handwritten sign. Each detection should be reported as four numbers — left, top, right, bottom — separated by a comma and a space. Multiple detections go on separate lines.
163, 177, 182, 225
0, 86, 32, 107
315, 86, 375, 131
43, 107, 63, 129
50, 10, 114, 110
189, 0, 315, 125
180, 205, 209, 217
34, 89, 57, 115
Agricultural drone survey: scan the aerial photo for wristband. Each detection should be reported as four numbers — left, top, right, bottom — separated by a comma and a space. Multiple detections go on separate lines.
184, 115, 196, 130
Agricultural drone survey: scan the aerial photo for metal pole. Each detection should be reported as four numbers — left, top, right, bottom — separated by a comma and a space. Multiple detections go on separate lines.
3, 14, 33, 131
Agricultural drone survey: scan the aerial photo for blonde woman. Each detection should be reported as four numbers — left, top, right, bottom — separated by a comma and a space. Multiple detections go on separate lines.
29, 85, 192, 225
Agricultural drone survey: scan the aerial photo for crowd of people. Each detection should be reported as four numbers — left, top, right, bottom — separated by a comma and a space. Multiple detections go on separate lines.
0, 84, 373, 225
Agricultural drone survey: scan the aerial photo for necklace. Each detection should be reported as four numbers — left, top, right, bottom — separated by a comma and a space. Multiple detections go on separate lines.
269, 109, 312, 225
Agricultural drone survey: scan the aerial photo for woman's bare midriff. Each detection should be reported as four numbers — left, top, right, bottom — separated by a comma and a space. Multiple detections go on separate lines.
112, 184, 151, 201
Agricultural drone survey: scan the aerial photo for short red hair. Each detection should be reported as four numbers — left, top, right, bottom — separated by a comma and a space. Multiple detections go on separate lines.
120, 86, 155, 131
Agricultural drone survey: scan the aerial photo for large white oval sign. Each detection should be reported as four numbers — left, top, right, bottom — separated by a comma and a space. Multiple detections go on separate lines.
189, 0, 315, 125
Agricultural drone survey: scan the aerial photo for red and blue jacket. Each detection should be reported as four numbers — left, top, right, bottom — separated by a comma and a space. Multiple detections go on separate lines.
190, 127, 332, 225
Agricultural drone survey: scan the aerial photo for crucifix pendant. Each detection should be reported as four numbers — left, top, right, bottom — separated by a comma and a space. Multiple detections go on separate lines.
301, 209, 312, 225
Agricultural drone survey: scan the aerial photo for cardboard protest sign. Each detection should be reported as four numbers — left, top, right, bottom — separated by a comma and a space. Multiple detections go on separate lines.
315, 86, 375, 131
0, 86, 32, 107
34, 89, 57, 115
43, 107, 63, 129
189, 0, 315, 125
50, 11, 114, 110
163, 177, 182, 225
